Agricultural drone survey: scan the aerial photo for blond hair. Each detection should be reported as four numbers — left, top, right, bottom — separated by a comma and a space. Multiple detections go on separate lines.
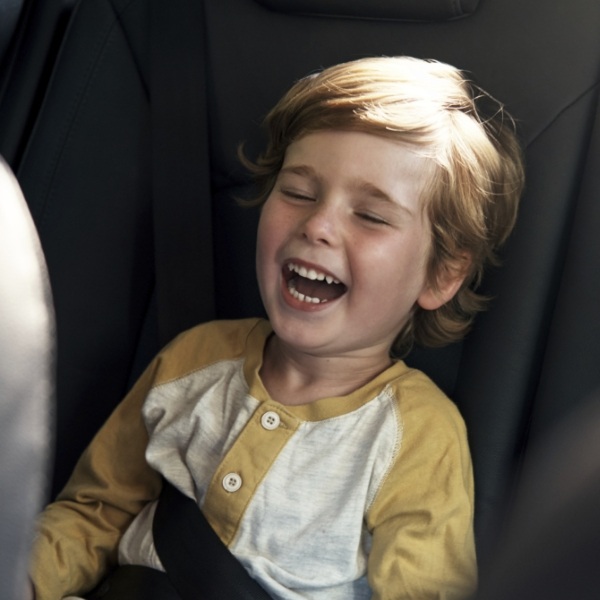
243, 56, 524, 356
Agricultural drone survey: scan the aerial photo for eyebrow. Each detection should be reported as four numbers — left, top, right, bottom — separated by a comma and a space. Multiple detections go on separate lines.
278, 165, 317, 179
279, 164, 415, 216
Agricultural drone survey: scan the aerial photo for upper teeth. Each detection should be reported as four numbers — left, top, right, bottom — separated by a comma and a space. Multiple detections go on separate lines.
287, 263, 340, 285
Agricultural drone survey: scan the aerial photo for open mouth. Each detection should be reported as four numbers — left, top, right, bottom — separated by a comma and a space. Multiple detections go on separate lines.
283, 262, 347, 305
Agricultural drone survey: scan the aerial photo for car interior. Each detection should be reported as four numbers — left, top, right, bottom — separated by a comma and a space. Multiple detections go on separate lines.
1, 0, 600, 597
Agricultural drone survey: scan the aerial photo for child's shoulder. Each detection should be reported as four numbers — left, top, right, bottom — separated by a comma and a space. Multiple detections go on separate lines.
386, 362, 467, 436
169, 317, 269, 352
152, 318, 271, 381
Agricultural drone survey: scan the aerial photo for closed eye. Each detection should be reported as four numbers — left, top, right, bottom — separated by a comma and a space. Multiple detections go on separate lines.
281, 189, 316, 201
356, 212, 390, 226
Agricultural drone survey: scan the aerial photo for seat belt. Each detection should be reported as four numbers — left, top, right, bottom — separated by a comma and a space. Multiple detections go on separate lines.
150, 0, 216, 348
153, 480, 273, 600
149, 4, 269, 596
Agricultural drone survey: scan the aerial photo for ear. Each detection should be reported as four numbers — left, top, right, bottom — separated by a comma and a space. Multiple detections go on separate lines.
417, 253, 472, 311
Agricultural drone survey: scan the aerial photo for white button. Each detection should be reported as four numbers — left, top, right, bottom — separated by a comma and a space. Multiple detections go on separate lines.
222, 472, 242, 493
261, 411, 281, 430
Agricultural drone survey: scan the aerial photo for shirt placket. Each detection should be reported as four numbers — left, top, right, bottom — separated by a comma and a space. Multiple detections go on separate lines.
202, 401, 299, 545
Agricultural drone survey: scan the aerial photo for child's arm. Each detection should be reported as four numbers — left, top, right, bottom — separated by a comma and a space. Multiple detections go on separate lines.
366, 393, 477, 600
28, 361, 163, 600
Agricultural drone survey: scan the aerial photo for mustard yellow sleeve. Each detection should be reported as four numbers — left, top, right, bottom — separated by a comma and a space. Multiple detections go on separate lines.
367, 389, 477, 600
28, 360, 163, 600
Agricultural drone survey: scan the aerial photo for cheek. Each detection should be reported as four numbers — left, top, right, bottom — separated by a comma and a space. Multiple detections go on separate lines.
255, 223, 271, 285
257, 199, 299, 256
366, 234, 431, 295
257, 211, 278, 261
257, 196, 284, 237
256, 204, 285, 283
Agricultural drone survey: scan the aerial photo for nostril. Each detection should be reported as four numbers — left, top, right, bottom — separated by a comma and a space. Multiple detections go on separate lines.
299, 208, 337, 245
301, 221, 334, 245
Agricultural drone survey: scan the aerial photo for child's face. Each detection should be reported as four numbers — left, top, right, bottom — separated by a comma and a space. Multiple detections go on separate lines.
256, 129, 439, 362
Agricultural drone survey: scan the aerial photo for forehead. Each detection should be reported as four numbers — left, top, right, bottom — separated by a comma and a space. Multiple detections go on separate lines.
282, 129, 434, 204
286, 129, 431, 171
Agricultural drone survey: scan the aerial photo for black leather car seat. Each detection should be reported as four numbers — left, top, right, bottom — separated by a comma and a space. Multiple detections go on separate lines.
0, 0, 25, 69
478, 388, 600, 599
0, 0, 78, 167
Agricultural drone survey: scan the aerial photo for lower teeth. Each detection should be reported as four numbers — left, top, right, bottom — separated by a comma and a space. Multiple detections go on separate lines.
288, 284, 326, 304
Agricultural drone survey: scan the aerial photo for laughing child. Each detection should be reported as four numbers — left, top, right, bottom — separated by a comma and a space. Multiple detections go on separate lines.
28, 56, 524, 600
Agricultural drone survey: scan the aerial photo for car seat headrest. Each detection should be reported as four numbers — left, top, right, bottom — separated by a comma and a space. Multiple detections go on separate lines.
253, 0, 479, 21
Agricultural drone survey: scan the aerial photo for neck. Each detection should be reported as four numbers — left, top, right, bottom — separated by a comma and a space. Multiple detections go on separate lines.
260, 336, 393, 406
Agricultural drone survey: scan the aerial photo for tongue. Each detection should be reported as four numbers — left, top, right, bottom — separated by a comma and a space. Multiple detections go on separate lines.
293, 276, 346, 301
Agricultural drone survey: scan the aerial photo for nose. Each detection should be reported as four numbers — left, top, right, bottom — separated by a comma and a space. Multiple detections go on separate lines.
299, 202, 340, 246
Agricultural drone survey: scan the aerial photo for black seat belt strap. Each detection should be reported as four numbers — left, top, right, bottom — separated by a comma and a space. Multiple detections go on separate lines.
150, 0, 215, 347
153, 480, 272, 600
